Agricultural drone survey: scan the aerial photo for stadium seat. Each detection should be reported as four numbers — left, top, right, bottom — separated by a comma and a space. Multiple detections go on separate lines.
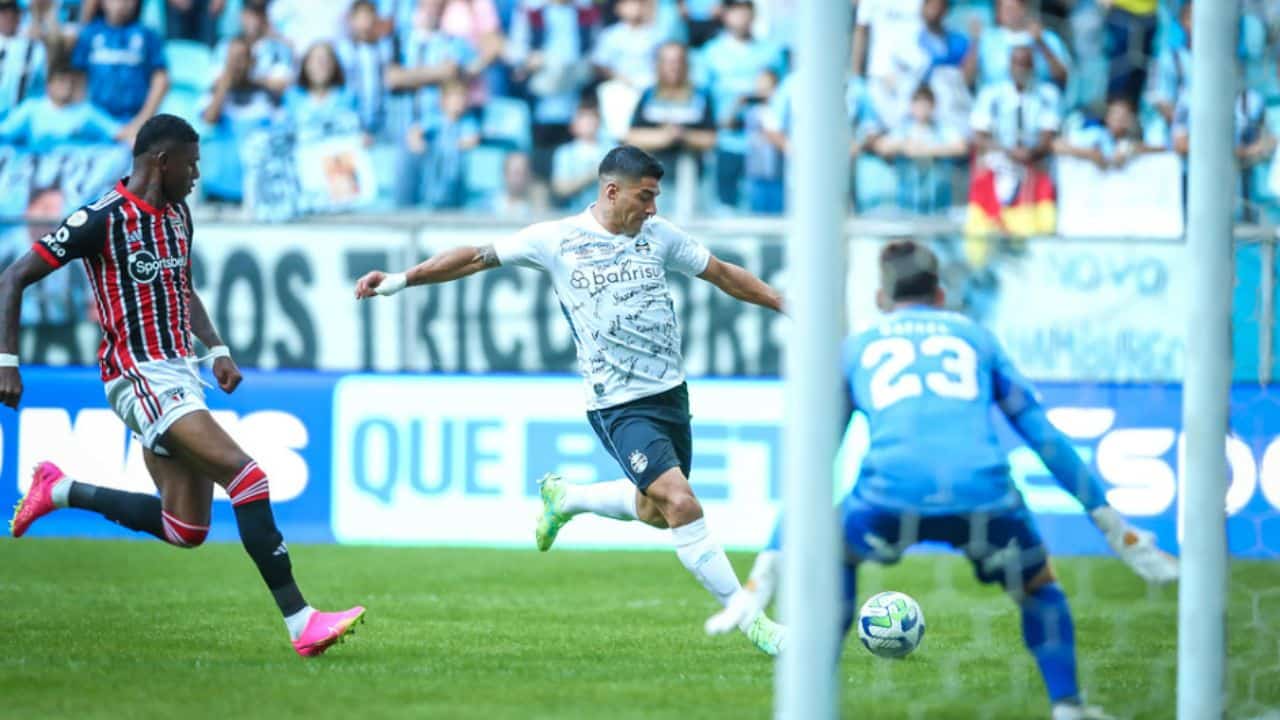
165, 40, 215, 93
157, 86, 203, 125
465, 146, 507, 207
943, 3, 992, 37
481, 97, 532, 151
368, 142, 403, 205
854, 154, 899, 214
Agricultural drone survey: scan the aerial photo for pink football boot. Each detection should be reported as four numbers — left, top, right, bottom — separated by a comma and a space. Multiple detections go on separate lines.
10, 461, 66, 538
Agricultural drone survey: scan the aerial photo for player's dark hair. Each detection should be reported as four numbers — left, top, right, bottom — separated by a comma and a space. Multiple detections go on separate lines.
598, 145, 665, 182
350, 0, 376, 14
132, 114, 199, 157
880, 239, 940, 302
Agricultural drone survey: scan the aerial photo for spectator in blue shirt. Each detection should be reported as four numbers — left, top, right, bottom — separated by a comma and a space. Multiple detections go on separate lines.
0, 62, 123, 151
199, 36, 279, 201
592, 0, 667, 89
1053, 96, 1158, 170
489, 150, 548, 219
965, 0, 1070, 91
284, 41, 362, 142
165, 0, 226, 47
385, 0, 476, 138
695, 0, 784, 208
401, 79, 479, 208
71, 0, 168, 139
337, 0, 397, 139
551, 102, 607, 208
679, 0, 721, 48
0, 0, 48, 119
201, 36, 279, 131
876, 83, 968, 214
738, 67, 782, 214
1171, 87, 1273, 167
917, 0, 967, 82
214, 0, 295, 96
506, 0, 601, 178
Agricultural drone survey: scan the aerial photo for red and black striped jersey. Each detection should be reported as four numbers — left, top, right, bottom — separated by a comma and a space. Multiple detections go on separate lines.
33, 180, 195, 381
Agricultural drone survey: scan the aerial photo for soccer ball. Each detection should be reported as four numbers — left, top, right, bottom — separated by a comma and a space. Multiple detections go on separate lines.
857, 591, 926, 659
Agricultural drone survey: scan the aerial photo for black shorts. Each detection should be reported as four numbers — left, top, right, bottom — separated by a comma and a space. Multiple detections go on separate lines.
587, 383, 692, 493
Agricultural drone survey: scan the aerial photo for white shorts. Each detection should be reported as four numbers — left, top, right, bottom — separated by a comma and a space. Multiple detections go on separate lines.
105, 359, 208, 456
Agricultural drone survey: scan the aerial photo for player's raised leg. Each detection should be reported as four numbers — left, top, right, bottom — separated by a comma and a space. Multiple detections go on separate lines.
647, 468, 785, 655
11, 460, 170, 540
160, 410, 365, 657
535, 474, 646, 551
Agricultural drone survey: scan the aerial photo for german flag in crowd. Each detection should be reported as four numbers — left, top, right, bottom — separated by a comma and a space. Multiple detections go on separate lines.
963, 160, 1057, 267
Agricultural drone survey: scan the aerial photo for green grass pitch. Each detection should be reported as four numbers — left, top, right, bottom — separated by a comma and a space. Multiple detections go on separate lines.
0, 539, 1275, 719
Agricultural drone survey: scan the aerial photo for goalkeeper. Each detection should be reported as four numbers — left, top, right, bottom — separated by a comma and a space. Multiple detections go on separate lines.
707, 240, 1177, 720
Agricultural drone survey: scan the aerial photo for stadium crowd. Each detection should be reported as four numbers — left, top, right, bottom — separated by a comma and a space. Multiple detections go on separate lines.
1, 0, 1279, 219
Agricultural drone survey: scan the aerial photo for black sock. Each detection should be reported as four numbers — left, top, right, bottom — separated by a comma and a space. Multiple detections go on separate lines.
232, 499, 307, 617
67, 482, 165, 541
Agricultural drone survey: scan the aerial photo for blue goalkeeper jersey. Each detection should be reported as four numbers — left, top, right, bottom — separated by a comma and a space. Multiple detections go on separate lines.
843, 305, 1042, 515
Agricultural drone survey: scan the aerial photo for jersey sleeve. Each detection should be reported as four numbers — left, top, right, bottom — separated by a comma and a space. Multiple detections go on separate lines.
659, 219, 711, 276
32, 207, 106, 269
492, 222, 551, 270
840, 334, 862, 427
145, 28, 167, 73
986, 328, 1041, 418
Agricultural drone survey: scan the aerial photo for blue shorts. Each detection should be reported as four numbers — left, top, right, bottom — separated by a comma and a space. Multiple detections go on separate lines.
841, 496, 1048, 591
588, 383, 692, 493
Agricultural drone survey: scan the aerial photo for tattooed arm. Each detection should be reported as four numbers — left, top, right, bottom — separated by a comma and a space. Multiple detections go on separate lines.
698, 255, 785, 314
354, 245, 502, 299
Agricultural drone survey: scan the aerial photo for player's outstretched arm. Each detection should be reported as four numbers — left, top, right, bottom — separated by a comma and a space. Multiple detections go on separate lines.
0, 252, 59, 408
189, 290, 242, 394
697, 255, 785, 313
354, 245, 501, 299
1005, 402, 1178, 584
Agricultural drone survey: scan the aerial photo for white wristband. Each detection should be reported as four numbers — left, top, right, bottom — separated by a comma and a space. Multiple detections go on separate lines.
0, 353, 17, 368
374, 272, 407, 297
200, 345, 232, 362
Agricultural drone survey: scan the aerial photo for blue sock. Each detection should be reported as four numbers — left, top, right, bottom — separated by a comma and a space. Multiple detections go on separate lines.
1020, 583, 1080, 704
840, 563, 858, 639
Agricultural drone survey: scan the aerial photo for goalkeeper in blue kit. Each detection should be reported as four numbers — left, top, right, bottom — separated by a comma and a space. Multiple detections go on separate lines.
706, 240, 1177, 720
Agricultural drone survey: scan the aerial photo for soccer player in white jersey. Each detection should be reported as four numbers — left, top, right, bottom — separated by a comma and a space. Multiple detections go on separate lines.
355, 145, 787, 655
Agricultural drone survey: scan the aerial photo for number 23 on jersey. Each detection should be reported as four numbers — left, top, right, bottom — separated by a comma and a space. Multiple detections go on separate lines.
860, 335, 980, 410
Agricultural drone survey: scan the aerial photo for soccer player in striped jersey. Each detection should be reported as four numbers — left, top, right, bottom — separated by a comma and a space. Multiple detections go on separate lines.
0, 114, 365, 658
706, 240, 1177, 719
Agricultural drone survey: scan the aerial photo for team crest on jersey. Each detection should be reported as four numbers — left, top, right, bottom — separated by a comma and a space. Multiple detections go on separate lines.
629, 450, 648, 475
167, 214, 187, 243
634, 236, 651, 255
66, 210, 88, 228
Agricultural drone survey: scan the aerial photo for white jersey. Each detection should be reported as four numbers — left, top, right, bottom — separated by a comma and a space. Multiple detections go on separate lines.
493, 207, 711, 410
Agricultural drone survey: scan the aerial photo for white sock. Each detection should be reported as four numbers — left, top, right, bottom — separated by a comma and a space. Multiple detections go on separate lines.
561, 478, 638, 521
284, 606, 316, 641
748, 550, 780, 594
49, 478, 74, 509
672, 518, 742, 607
